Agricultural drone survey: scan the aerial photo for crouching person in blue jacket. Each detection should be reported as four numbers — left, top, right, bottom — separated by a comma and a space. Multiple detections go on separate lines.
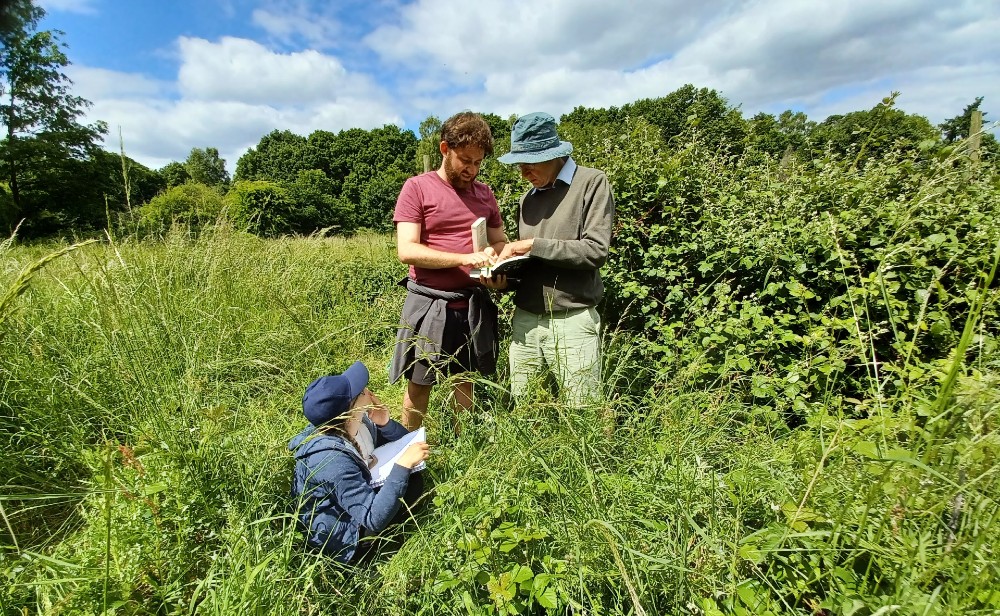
288, 360, 429, 563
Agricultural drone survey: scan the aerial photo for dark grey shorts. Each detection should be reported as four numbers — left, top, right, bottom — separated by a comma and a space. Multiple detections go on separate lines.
399, 306, 474, 386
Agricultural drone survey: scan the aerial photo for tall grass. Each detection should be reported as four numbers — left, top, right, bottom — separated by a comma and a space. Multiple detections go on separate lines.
1, 222, 997, 614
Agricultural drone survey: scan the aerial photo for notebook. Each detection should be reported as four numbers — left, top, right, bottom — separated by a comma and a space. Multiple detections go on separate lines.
369, 427, 426, 488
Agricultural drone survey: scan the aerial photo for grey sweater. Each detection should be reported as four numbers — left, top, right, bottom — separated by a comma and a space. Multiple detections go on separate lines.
514, 164, 615, 314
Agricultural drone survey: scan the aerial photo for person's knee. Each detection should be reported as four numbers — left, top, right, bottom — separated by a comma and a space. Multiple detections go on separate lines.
405, 381, 432, 405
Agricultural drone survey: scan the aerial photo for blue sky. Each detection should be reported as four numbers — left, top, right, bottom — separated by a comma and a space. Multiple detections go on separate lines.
35, 0, 1000, 172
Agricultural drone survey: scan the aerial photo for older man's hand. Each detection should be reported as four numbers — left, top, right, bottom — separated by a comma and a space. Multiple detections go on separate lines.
498, 239, 533, 261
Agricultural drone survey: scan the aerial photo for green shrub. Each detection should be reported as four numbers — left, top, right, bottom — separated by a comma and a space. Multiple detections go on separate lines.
137, 182, 226, 235
225, 180, 296, 237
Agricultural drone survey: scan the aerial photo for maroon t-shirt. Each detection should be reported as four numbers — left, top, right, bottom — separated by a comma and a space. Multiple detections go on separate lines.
393, 172, 502, 292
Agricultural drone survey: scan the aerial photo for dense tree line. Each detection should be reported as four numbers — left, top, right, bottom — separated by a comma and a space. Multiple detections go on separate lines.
0, 0, 995, 239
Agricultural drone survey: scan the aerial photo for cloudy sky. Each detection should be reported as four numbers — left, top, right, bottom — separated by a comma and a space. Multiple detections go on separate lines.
36, 0, 999, 172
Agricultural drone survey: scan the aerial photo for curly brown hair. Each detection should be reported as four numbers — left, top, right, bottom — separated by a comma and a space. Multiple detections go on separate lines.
440, 111, 494, 156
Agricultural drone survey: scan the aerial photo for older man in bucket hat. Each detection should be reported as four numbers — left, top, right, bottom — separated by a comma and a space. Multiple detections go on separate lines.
494, 112, 614, 405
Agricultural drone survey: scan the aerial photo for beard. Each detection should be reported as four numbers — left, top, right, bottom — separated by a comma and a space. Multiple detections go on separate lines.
443, 153, 474, 189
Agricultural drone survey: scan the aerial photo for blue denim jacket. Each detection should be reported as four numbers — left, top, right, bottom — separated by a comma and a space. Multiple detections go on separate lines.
288, 416, 412, 562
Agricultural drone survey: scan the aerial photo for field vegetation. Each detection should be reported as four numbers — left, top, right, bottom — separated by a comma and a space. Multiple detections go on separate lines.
2, 102, 999, 614
4, 6, 1000, 612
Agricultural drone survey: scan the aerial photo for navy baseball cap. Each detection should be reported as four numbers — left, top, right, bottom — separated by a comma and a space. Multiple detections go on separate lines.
302, 361, 369, 426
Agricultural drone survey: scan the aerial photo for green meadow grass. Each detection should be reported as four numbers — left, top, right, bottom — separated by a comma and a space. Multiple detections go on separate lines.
1, 227, 997, 615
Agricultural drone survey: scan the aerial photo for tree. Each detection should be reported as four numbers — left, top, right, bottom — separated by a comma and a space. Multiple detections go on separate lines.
0, 1, 107, 233
414, 115, 441, 173
95, 149, 164, 213
777, 110, 815, 151
354, 168, 409, 231
159, 161, 191, 188
745, 112, 785, 157
562, 85, 748, 154
285, 169, 354, 233
629, 85, 748, 151
744, 110, 816, 159
939, 97, 986, 142
0, 0, 36, 38
939, 97, 999, 158
185, 147, 230, 188
234, 129, 309, 183
295, 124, 415, 231
233, 123, 416, 235
810, 93, 938, 161
19, 149, 164, 234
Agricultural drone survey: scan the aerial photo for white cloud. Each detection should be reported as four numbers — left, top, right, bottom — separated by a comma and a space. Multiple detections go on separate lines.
67, 66, 169, 100
73, 36, 402, 172
63, 0, 1000, 173
85, 94, 403, 173
804, 63, 1000, 130
251, 3, 342, 48
367, 0, 730, 75
368, 0, 999, 127
663, 0, 1000, 111
176, 36, 384, 106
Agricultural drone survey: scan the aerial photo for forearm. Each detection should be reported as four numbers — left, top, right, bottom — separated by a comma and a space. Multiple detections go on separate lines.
375, 419, 410, 446
487, 225, 507, 258
355, 466, 410, 531
398, 242, 469, 269
531, 236, 609, 269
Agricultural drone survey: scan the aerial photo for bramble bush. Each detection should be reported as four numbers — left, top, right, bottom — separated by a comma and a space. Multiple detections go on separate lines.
559, 116, 1000, 426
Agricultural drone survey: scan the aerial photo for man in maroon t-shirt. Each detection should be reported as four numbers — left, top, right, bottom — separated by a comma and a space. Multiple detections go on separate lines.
390, 111, 507, 430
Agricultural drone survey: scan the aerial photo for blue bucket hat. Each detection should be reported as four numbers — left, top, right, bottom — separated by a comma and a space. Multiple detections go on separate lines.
498, 112, 573, 164
302, 361, 369, 426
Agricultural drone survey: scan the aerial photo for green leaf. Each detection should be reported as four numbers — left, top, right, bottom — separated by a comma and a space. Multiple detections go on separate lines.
853, 441, 879, 458
739, 543, 765, 564
510, 564, 533, 584
536, 586, 558, 609
736, 581, 759, 607
141, 483, 168, 496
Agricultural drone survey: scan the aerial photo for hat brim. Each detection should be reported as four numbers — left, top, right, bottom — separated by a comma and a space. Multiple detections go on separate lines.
341, 361, 369, 401
498, 141, 573, 165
